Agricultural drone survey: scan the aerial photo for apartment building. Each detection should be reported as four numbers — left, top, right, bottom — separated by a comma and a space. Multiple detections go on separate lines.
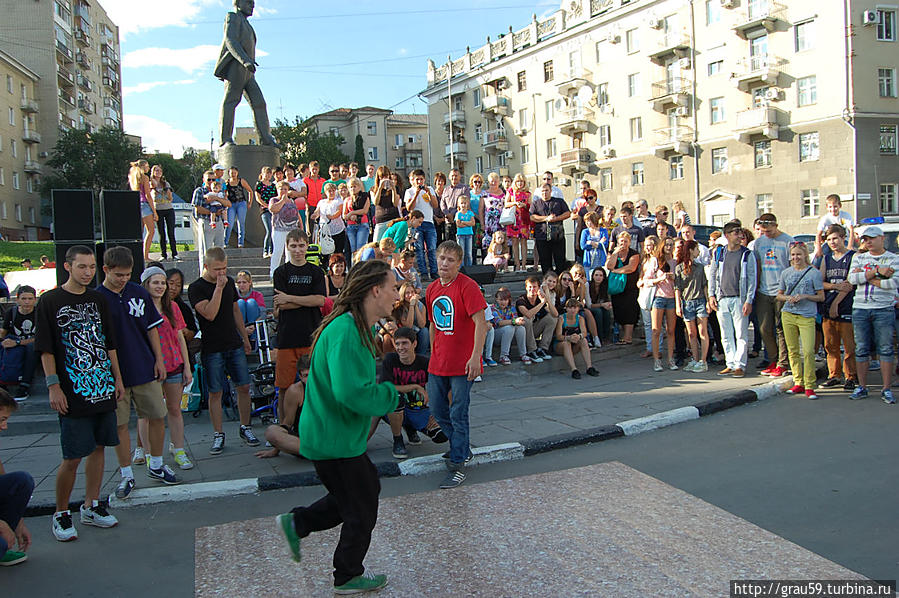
0, 49, 44, 240
421, 0, 899, 234
385, 113, 428, 179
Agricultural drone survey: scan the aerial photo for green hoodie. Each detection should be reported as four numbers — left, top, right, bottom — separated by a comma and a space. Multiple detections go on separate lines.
299, 312, 398, 460
383, 220, 409, 253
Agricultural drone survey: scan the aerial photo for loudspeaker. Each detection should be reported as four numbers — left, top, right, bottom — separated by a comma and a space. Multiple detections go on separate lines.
96, 241, 144, 284
54, 242, 99, 287
52, 189, 95, 242
100, 190, 142, 242
461, 264, 497, 286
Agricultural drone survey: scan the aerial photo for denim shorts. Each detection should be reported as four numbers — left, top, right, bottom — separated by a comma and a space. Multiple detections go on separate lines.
652, 296, 676, 310
201, 347, 250, 393
140, 202, 153, 218
59, 410, 118, 460
852, 307, 895, 362
681, 298, 708, 321
165, 371, 183, 385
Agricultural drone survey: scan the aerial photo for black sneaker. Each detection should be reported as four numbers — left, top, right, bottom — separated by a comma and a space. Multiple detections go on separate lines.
239, 425, 260, 447
537, 348, 552, 360
148, 464, 181, 485
114, 477, 135, 500
441, 451, 473, 464
571, 369, 581, 379
439, 469, 466, 489
392, 437, 408, 459
405, 429, 422, 445
843, 379, 857, 391
819, 378, 842, 389
13, 384, 29, 401
586, 366, 599, 377
209, 432, 225, 455
756, 360, 771, 370
425, 428, 448, 443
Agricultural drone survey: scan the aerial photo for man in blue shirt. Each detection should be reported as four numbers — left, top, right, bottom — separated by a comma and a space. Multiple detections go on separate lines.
192, 169, 228, 271
98, 247, 179, 500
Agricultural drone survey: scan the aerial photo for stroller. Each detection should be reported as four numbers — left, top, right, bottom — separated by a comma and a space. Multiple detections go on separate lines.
249, 316, 278, 425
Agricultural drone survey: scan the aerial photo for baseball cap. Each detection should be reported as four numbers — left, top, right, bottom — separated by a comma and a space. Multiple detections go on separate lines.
212, 163, 225, 171
861, 226, 884, 238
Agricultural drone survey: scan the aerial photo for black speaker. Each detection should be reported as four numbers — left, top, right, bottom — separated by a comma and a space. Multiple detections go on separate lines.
52, 189, 95, 242
461, 264, 497, 286
96, 241, 144, 284
100, 190, 142, 242
54, 242, 99, 287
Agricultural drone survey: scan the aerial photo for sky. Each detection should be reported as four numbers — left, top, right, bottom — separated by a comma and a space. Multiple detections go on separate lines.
108, 0, 558, 158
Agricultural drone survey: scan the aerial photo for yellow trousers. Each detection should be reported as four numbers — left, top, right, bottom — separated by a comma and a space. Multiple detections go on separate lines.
781, 310, 817, 389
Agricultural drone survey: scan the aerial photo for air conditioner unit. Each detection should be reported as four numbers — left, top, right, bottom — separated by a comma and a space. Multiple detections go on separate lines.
554, 98, 567, 111
675, 106, 689, 117
599, 103, 614, 114
607, 31, 621, 44
393, 144, 403, 150
515, 127, 527, 136
764, 88, 781, 101
497, 80, 510, 90
504, 151, 515, 159
561, 177, 572, 186
862, 10, 878, 25
679, 57, 692, 70
39, 151, 49, 158
720, 0, 735, 7
648, 18, 663, 29
601, 146, 615, 158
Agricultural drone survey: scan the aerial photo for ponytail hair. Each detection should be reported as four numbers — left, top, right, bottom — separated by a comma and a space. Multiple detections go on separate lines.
129, 159, 148, 191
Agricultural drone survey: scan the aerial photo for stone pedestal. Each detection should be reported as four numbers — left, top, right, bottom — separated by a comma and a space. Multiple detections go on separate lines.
217, 144, 280, 248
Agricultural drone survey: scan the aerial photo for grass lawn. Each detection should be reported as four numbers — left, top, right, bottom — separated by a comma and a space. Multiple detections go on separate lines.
0, 241, 195, 274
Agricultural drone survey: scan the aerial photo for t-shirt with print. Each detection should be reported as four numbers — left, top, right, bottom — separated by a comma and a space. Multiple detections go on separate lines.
269, 196, 300, 231
404, 186, 437, 223
817, 211, 854, 233
98, 282, 163, 388
778, 266, 823, 319
34, 288, 118, 418
2, 306, 36, 339
380, 352, 428, 408
454, 209, 475, 236
255, 181, 277, 213
751, 232, 794, 296
273, 261, 326, 349
426, 273, 487, 377
822, 250, 855, 320
516, 294, 549, 321
188, 276, 242, 353
157, 306, 187, 374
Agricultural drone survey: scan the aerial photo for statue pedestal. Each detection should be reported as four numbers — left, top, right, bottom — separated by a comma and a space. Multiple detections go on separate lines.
217, 144, 280, 248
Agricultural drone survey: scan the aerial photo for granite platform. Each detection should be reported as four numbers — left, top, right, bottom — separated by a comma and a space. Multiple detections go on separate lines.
195, 461, 864, 597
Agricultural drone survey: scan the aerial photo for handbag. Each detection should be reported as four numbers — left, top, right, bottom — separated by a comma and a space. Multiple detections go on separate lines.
638, 285, 656, 311
319, 227, 335, 254
608, 257, 627, 295
499, 205, 517, 227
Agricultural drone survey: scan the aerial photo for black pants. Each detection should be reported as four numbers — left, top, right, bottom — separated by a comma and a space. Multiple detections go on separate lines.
323, 230, 348, 268
292, 454, 380, 586
156, 208, 178, 258
536, 239, 566, 273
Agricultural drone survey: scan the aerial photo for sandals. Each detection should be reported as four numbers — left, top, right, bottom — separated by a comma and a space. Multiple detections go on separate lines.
616, 339, 630, 345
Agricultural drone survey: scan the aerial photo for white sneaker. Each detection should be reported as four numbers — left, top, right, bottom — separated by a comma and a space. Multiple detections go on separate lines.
684, 360, 698, 372
80, 503, 118, 528
653, 359, 664, 372
131, 447, 145, 465
694, 361, 708, 373
474, 375, 483, 383
52, 511, 78, 542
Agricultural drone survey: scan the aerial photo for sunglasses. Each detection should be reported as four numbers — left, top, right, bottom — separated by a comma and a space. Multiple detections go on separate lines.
758, 220, 776, 226
788, 241, 806, 248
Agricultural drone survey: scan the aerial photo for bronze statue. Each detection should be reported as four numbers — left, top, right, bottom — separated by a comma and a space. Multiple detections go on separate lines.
214, 0, 278, 147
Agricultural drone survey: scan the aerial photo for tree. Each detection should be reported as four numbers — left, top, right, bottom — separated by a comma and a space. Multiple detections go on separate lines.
179, 147, 214, 197
41, 126, 142, 195
353, 134, 366, 171
271, 116, 350, 169
142, 152, 193, 202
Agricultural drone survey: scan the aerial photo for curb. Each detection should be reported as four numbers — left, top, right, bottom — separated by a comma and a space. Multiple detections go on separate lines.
23, 371, 809, 516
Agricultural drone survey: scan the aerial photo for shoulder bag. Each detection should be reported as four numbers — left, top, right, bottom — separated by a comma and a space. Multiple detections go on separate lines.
608, 256, 628, 295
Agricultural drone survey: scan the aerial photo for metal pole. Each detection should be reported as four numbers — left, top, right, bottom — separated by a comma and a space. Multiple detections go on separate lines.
447, 56, 454, 171
689, 0, 701, 222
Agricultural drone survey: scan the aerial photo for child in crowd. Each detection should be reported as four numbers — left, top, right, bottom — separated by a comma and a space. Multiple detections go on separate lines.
580, 212, 609, 275
555, 298, 598, 379
557, 267, 599, 348
646, 237, 678, 371
454, 195, 476, 267
505, 174, 531, 272
587, 267, 613, 343
675, 240, 710, 373
486, 287, 534, 365
355, 238, 396, 263
816, 194, 856, 252
236, 270, 266, 347
393, 282, 430, 355
204, 180, 228, 230
484, 230, 511, 272
392, 248, 422, 290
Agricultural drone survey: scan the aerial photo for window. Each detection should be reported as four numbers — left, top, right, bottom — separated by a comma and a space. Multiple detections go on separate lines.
5, 76, 10, 93
710, 97, 725, 124
0, 203, 5, 219
367, 147, 378, 161
521, 144, 530, 163
597, 82, 609, 105
10, 140, 16, 158
878, 68, 897, 97
0, 167, 3, 185
711, 147, 728, 174
366, 121, 377, 136
631, 162, 644, 186
754, 140, 772, 168
497, 152, 507, 168
517, 70, 527, 92
328, 126, 339, 136
797, 76, 817, 106
394, 134, 403, 146
626, 28, 639, 53
756, 193, 773, 215
599, 124, 612, 147
595, 41, 602, 63
546, 138, 557, 158
394, 156, 404, 169
881, 124, 898, 155
627, 73, 640, 97
881, 183, 899, 214
14, 204, 21, 222
801, 188, 820, 217
26, 177, 32, 193
7, 107, 13, 126
543, 60, 554, 82
472, 88, 481, 108
600, 168, 613, 191
519, 108, 529, 130
669, 155, 684, 180
752, 87, 769, 108
877, 9, 896, 42
799, 132, 819, 161
474, 123, 482, 141
453, 95, 463, 111
630, 117, 643, 142
706, 0, 721, 25
28, 206, 34, 223
795, 20, 814, 52
545, 99, 554, 121
475, 156, 483, 173
20, 84, 26, 100
707, 60, 723, 76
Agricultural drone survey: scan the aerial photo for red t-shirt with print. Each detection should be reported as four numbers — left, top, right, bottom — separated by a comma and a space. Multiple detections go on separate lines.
425, 273, 487, 377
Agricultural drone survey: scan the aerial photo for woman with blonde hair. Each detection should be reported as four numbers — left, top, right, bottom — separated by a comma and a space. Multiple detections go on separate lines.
481, 172, 505, 252
605, 231, 641, 345
129, 159, 157, 262
371, 166, 400, 241
150, 164, 178, 261
777, 242, 824, 399
672, 200, 691, 232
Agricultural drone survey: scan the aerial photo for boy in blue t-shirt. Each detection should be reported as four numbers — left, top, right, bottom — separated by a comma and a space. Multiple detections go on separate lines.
454, 195, 476, 267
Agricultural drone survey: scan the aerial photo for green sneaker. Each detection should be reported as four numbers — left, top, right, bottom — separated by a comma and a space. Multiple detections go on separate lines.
275, 513, 301, 562
0, 550, 27, 566
334, 572, 388, 595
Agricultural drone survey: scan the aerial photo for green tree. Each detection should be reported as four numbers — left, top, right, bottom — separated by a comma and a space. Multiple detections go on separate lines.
177, 147, 214, 198
272, 116, 350, 168
353, 134, 366, 171
41, 126, 142, 195
143, 152, 192, 202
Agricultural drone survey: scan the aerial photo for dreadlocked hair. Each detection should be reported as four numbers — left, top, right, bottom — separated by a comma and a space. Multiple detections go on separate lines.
310, 260, 392, 357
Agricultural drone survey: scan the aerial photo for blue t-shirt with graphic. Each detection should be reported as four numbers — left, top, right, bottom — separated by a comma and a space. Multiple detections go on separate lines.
98, 282, 163, 388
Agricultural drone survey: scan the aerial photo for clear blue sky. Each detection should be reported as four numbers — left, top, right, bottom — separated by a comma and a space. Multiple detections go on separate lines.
111, 0, 556, 157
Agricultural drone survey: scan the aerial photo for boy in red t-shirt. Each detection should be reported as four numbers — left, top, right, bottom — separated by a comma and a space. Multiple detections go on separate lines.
425, 241, 487, 489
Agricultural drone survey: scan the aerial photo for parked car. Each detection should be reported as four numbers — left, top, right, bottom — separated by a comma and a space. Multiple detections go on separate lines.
856, 222, 899, 252
690, 224, 722, 245
792, 234, 815, 253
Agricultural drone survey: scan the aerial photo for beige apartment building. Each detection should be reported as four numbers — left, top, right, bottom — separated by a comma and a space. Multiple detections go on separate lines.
421, 0, 899, 234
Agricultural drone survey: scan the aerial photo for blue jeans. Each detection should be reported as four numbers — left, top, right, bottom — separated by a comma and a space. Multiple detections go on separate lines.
238, 298, 262, 343
201, 347, 251, 393
427, 374, 473, 464
852, 307, 895, 362
0, 471, 34, 555
225, 201, 248, 246
346, 223, 370, 256
260, 210, 273, 254
458, 234, 473, 267
415, 221, 438, 278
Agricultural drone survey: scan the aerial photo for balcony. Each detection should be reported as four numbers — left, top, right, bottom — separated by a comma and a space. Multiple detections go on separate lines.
480, 94, 511, 117
555, 65, 592, 96
59, 91, 76, 107
442, 109, 466, 130
76, 53, 92, 69
652, 126, 694, 157
58, 114, 76, 131
103, 97, 121, 112
22, 130, 41, 144
733, 2, 785, 39
56, 40, 74, 63
20, 99, 39, 113
74, 27, 91, 47
104, 117, 120, 129
647, 31, 692, 64
482, 129, 509, 153
103, 77, 119, 93
24, 161, 41, 174
78, 99, 94, 114
57, 64, 75, 88
730, 54, 783, 91
649, 77, 691, 111
77, 76, 93, 92
560, 148, 592, 174
554, 106, 593, 135
733, 106, 784, 143
444, 141, 468, 162
101, 54, 118, 69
